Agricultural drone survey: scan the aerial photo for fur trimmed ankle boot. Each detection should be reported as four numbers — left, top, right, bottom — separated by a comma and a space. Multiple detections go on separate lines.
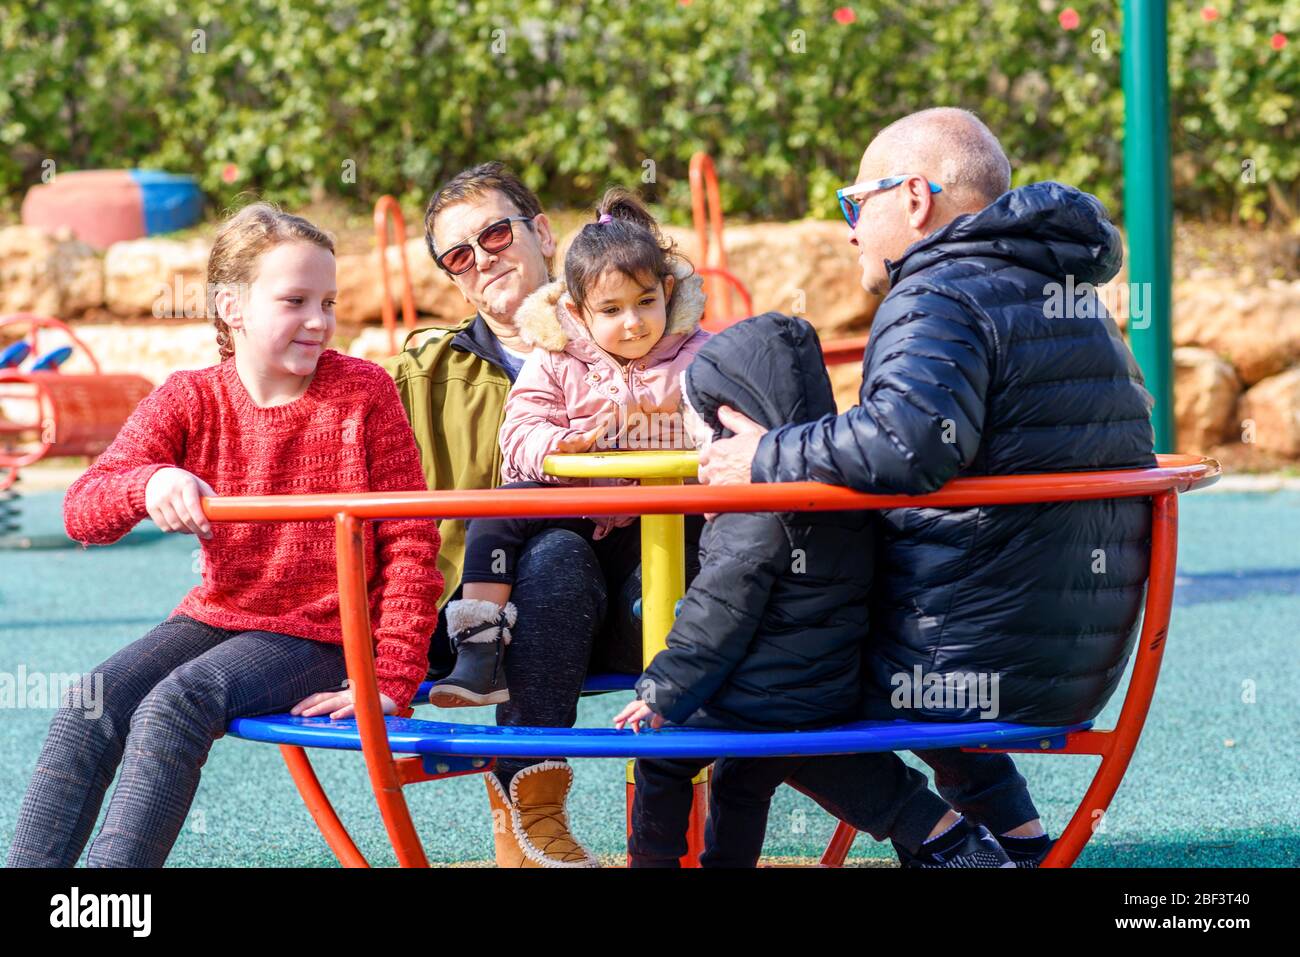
427, 599, 516, 708
484, 761, 598, 868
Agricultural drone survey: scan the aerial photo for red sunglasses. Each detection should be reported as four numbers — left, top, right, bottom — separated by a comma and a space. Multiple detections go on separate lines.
435, 216, 535, 275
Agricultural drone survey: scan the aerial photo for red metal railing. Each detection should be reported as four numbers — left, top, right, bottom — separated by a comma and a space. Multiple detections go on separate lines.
0, 313, 153, 491
687, 154, 867, 361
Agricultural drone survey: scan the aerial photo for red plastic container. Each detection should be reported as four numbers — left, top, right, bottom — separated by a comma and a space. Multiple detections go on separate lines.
21, 171, 146, 249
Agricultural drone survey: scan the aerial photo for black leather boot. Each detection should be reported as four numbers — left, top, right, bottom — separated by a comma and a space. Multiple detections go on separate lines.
428, 600, 516, 707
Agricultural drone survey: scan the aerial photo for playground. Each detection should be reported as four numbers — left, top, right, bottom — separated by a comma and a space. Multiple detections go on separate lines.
1, 2, 1297, 880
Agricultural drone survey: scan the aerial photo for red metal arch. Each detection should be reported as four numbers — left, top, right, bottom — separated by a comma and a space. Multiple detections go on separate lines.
373, 196, 418, 356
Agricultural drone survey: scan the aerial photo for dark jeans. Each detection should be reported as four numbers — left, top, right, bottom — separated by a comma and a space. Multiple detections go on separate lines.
786, 748, 1040, 854
462, 481, 647, 593
6, 615, 346, 868
461, 523, 700, 788
630, 756, 806, 867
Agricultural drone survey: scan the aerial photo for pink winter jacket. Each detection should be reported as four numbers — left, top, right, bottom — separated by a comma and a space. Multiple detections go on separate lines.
499, 258, 709, 537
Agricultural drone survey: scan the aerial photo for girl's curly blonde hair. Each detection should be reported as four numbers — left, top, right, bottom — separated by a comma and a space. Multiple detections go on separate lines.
206, 203, 335, 360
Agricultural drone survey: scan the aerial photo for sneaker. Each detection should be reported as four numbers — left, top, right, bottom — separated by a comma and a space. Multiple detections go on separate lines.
998, 833, 1055, 868
427, 600, 515, 707
895, 819, 1015, 868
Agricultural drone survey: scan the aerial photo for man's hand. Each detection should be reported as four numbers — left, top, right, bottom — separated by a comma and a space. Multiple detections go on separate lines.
291, 685, 399, 721
698, 406, 767, 486
613, 699, 664, 733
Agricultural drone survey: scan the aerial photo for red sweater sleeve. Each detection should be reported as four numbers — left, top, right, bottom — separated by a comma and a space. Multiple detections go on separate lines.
63, 372, 193, 546
364, 372, 444, 710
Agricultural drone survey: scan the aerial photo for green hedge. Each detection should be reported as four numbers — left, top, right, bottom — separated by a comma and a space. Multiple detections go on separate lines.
1, 1, 1296, 224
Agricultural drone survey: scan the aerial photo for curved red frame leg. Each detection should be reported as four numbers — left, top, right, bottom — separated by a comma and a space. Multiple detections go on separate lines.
689, 153, 738, 327
279, 744, 370, 868
821, 821, 857, 867
373, 196, 417, 356
815, 491, 1179, 869
1040, 490, 1178, 867
336, 513, 431, 867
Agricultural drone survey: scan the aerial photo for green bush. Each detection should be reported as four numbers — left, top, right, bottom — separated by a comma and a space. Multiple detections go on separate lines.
0, 0, 1295, 224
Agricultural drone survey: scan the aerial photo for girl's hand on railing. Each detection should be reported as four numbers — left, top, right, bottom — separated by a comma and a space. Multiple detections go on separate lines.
551, 405, 619, 455
613, 699, 664, 733
145, 467, 217, 539
291, 683, 399, 721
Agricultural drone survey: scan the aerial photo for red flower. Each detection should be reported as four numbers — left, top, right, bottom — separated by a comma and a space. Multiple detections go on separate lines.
1058, 7, 1080, 30
1271, 32, 1287, 51
220, 163, 240, 184
678, 0, 691, 6
833, 7, 856, 25
1200, 6, 1218, 22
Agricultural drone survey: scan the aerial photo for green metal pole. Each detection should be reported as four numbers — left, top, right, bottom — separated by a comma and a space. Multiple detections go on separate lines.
1123, 0, 1175, 452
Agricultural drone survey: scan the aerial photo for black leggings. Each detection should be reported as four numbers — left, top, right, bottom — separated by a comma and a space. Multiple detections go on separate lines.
462, 481, 648, 598
457, 498, 703, 787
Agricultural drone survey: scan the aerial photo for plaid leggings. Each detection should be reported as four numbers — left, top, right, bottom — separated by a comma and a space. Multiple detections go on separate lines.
5, 615, 346, 868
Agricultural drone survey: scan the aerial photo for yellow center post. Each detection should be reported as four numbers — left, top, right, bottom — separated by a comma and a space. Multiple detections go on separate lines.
542, 450, 700, 665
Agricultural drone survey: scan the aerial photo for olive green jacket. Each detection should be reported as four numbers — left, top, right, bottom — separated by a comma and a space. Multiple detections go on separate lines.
381, 315, 514, 606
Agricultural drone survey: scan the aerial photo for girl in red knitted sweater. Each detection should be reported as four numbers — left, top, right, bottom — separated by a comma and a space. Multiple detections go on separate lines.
5, 204, 442, 868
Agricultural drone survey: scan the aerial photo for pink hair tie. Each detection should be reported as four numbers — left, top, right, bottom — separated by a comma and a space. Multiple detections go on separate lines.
597, 213, 613, 224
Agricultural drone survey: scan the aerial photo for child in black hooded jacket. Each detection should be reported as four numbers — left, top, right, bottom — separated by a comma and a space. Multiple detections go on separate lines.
615, 312, 1017, 868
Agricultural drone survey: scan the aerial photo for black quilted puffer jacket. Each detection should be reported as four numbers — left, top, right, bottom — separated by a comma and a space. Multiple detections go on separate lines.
638, 313, 870, 731
753, 182, 1157, 726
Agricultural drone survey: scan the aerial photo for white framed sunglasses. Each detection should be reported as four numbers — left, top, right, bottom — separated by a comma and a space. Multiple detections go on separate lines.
837, 175, 942, 228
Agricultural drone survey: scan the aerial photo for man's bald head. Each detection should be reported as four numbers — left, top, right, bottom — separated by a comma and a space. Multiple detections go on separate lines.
860, 108, 1011, 212
845, 109, 1012, 295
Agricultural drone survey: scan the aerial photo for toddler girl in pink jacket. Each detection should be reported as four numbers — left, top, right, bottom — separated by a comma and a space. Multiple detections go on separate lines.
428, 187, 709, 707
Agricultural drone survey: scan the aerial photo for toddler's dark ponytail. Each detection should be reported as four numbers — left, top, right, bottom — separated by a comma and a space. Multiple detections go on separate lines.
564, 187, 691, 311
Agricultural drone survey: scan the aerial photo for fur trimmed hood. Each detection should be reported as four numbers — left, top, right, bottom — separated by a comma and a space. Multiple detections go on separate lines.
514, 257, 705, 356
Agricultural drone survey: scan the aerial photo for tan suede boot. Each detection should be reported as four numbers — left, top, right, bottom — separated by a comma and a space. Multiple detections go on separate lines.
483, 761, 598, 868
485, 770, 527, 867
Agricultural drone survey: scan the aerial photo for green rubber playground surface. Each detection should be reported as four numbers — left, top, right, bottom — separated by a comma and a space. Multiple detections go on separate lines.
1, 488, 1297, 867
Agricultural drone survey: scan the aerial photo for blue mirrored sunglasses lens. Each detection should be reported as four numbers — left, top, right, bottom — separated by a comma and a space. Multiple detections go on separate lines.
839, 196, 858, 227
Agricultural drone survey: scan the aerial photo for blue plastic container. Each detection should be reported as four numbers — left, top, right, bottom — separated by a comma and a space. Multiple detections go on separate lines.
128, 170, 204, 235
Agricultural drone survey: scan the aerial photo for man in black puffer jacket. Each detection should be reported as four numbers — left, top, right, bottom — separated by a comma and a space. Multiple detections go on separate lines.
701, 108, 1156, 863
616, 313, 1013, 868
